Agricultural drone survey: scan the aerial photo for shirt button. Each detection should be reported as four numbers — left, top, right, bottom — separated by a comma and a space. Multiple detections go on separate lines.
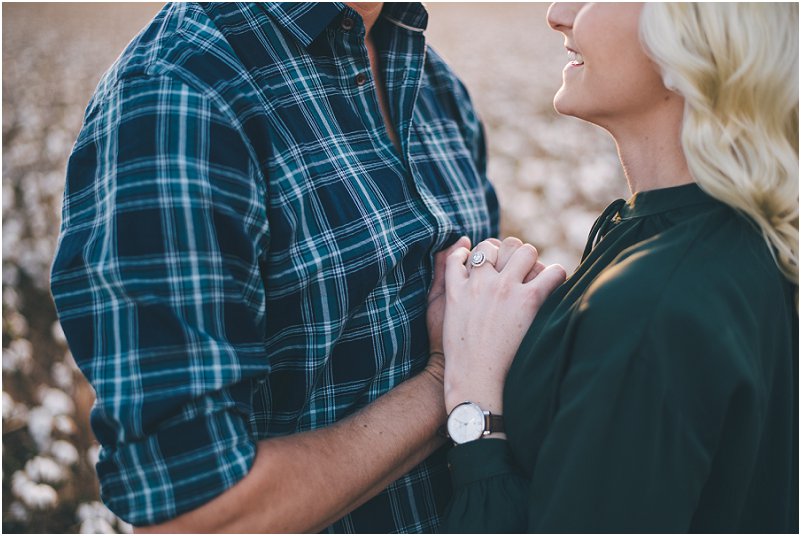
355, 73, 368, 86
341, 17, 354, 31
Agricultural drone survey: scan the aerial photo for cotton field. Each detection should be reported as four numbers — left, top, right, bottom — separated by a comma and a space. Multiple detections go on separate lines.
2, 3, 626, 532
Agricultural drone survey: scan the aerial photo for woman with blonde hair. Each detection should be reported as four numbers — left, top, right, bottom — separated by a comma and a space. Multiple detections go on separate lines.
429, 3, 798, 532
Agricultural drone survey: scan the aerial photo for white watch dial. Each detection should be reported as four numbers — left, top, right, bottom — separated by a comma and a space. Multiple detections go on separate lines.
447, 403, 486, 444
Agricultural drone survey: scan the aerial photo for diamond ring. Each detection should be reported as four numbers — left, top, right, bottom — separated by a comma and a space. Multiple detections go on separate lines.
470, 251, 488, 267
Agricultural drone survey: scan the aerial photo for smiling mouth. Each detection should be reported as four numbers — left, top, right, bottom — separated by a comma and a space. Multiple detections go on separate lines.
567, 49, 584, 66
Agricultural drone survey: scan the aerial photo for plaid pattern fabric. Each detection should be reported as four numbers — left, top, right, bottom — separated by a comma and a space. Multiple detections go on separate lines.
51, 2, 498, 531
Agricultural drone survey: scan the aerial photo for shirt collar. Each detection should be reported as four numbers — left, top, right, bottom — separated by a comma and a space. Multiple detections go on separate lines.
380, 3, 429, 33
259, 2, 429, 48
259, 2, 347, 48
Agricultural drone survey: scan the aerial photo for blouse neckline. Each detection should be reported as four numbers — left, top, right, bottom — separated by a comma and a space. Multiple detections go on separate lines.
617, 183, 718, 220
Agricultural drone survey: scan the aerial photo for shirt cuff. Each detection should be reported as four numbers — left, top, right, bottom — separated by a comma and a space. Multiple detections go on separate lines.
96, 407, 256, 526
447, 438, 517, 489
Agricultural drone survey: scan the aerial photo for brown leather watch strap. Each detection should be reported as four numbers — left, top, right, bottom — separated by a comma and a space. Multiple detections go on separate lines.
485, 413, 504, 434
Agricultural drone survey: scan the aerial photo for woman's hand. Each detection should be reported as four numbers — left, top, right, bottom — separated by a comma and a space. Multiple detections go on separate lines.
442, 238, 566, 415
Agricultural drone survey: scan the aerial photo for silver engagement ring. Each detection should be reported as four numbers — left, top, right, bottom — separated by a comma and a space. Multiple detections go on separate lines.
470, 251, 487, 267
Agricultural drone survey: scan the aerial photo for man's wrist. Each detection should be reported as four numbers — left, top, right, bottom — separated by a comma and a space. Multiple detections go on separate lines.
411, 361, 447, 430
422, 351, 445, 385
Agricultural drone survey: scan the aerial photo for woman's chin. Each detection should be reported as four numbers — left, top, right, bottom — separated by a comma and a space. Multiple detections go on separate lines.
552, 92, 577, 118
553, 92, 596, 123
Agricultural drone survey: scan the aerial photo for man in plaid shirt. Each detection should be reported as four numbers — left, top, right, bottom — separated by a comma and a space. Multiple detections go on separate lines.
51, 2, 498, 532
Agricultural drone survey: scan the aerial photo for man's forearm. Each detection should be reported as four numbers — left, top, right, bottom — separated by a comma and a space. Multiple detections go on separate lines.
135, 367, 447, 533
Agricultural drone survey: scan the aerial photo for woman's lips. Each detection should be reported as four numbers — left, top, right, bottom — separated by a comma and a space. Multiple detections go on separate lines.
566, 48, 584, 66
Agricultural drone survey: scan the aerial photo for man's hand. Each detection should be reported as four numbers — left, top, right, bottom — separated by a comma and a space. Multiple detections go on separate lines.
427, 236, 472, 352
426, 236, 471, 382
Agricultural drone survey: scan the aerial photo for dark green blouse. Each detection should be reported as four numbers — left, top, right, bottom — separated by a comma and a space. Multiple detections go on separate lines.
442, 184, 798, 533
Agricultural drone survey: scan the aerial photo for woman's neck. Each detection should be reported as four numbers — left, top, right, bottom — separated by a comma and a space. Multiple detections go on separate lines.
608, 93, 695, 194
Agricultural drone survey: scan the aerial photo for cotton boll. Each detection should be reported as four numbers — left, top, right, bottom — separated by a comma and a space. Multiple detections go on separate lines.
25, 456, 65, 484
53, 415, 77, 435
11, 471, 31, 497
27, 406, 54, 450
46, 131, 72, 162
3, 286, 20, 310
76, 502, 98, 522
12, 471, 58, 509
80, 517, 116, 534
2, 347, 17, 373
97, 502, 118, 524
12, 338, 34, 363
3, 391, 16, 420
50, 440, 79, 466
7, 501, 29, 523
2, 219, 22, 262
38, 386, 75, 416
18, 246, 48, 282
9, 399, 29, 424
51, 361, 74, 391
4, 338, 34, 374
77, 501, 109, 522
26, 483, 58, 509
77, 501, 119, 532
5, 311, 29, 338
87, 444, 100, 467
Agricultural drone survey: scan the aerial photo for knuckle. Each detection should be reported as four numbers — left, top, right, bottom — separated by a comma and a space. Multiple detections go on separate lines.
448, 247, 467, 262
477, 239, 495, 251
502, 236, 523, 248
518, 243, 539, 262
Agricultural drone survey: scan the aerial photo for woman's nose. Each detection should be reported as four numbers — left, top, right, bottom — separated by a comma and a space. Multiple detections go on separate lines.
547, 2, 580, 32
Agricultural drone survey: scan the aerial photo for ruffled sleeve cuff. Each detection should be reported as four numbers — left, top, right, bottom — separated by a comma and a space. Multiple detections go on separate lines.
442, 439, 529, 533
447, 438, 518, 488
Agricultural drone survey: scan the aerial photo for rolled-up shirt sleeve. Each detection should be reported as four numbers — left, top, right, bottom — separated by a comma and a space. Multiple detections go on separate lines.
50, 73, 270, 526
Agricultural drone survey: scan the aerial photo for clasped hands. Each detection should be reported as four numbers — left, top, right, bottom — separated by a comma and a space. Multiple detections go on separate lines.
426, 236, 566, 418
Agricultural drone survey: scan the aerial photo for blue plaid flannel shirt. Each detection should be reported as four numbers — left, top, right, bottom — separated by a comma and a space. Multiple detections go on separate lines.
51, 2, 498, 532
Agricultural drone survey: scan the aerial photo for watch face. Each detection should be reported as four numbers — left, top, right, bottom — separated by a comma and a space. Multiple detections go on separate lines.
447, 403, 485, 444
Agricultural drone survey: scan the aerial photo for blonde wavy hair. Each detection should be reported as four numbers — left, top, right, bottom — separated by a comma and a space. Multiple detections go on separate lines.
640, 3, 799, 292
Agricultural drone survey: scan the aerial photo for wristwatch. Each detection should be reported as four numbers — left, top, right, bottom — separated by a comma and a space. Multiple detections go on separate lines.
446, 401, 504, 444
